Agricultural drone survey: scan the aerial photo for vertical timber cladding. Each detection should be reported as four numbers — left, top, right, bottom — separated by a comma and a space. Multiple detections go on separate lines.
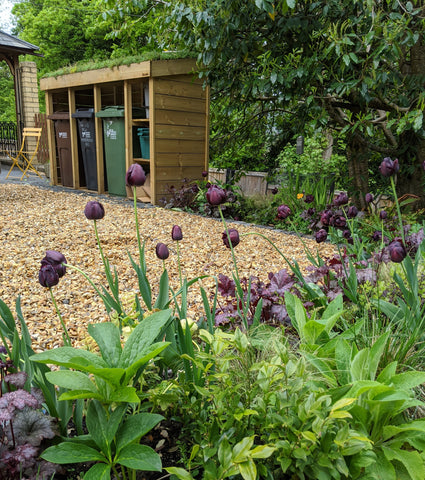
152, 74, 208, 204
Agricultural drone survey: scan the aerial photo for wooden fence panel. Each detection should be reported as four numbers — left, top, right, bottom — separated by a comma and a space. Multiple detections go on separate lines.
34, 113, 49, 163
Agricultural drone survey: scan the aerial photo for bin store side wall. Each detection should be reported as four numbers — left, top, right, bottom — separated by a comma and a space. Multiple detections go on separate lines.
152, 74, 208, 204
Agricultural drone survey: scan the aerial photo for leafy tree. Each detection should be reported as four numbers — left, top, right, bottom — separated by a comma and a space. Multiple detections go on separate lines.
0, 62, 16, 122
135, 0, 425, 207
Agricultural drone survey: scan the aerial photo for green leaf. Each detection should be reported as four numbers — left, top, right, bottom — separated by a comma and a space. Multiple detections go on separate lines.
116, 444, 162, 471
382, 445, 425, 480
123, 342, 170, 384
369, 332, 390, 380
46, 370, 97, 393
250, 445, 276, 459
165, 467, 195, 480
218, 438, 232, 470
59, 390, 103, 401
116, 412, 164, 454
390, 371, 425, 390
84, 463, 111, 480
232, 436, 254, 463
41, 443, 105, 464
238, 459, 257, 480
30, 347, 106, 369
86, 400, 110, 454
350, 348, 370, 381
121, 309, 172, 368
154, 269, 169, 309
108, 386, 140, 403
335, 338, 352, 385
88, 323, 122, 367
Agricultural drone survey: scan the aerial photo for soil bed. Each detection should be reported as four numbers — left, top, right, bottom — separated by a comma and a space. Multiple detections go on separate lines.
0, 184, 335, 351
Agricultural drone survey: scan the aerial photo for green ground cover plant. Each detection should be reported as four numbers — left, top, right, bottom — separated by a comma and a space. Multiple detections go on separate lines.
1, 158, 425, 479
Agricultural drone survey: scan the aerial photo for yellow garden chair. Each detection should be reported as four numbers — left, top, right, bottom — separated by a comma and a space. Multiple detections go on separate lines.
6, 127, 43, 180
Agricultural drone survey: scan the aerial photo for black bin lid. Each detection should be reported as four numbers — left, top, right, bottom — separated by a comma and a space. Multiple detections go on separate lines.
72, 108, 95, 119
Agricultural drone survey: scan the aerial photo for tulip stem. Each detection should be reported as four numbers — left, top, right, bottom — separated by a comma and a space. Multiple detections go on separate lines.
390, 176, 405, 246
93, 220, 107, 270
48, 287, 71, 346
132, 187, 145, 270
176, 241, 183, 289
218, 206, 240, 279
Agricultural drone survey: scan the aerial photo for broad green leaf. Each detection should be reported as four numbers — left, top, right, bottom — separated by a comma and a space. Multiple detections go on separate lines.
41, 443, 105, 464
218, 438, 232, 470
365, 450, 395, 480
123, 342, 170, 383
238, 459, 257, 480
30, 347, 106, 369
304, 353, 337, 387
285, 293, 307, 337
303, 320, 325, 344
59, 390, 103, 401
82, 366, 126, 386
390, 371, 425, 390
46, 370, 97, 393
335, 338, 352, 385
116, 444, 162, 471
108, 386, 140, 403
116, 412, 164, 454
88, 323, 122, 367
121, 309, 172, 367
350, 348, 370, 381
369, 332, 389, 380
383, 421, 425, 441
165, 467, 195, 480
377, 362, 398, 384
83, 462, 111, 480
250, 445, 276, 459
154, 269, 169, 309
382, 445, 425, 480
232, 436, 254, 463
86, 400, 110, 454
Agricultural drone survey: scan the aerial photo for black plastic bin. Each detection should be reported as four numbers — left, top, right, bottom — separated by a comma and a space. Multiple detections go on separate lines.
72, 108, 98, 190
48, 112, 73, 187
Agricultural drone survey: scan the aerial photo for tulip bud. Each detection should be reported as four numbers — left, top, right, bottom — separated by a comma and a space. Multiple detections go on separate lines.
379, 157, 399, 177
222, 228, 240, 248
365, 193, 373, 204
379, 210, 388, 220
206, 185, 226, 206
372, 231, 382, 242
172, 225, 183, 241
84, 201, 105, 220
155, 242, 169, 260
347, 206, 358, 218
38, 264, 59, 288
388, 240, 406, 263
202, 170, 208, 178
334, 216, 347, 228
126, 163, 146, 187
315, 229, 328, 243
320, 210, 333, 226
41, 250, 67, 278
333, 192, 349, 206
277, 204, 291, 220
304, 194, 314, 204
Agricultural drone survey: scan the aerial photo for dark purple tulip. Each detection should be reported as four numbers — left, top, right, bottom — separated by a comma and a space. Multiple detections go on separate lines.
171, 225, 183, 241
155, 243, 169, 260
125, 164, 146, 187
379, 210, 388, 220
206, 185, 226, 206
277, 204, 291, 220
315, 229, 328, 243
365, 193, 373, 204
271, 187, 278, 195
38, 264, 59, 288
379, 157, 399, 177
84, 201, 105, 220
372, 231, 382, 242
320, 210, 333, 226
342, 229, 351, 239
222, 228, 240, 249
347, 206, 358, 218
0, 345, 7, 355
304, 194, 314, 204
202, 170, 208, 178
41, 250, 67, 278
388, 240, 406, 263
334, 216, 347, 228
334, 192, 349, 206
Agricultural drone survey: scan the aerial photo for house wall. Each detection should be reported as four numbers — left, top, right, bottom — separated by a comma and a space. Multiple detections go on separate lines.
19, 61, 40, 159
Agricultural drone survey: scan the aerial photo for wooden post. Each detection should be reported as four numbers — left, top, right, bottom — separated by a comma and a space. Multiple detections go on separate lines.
45, 92, 57, 184
94, 85, 105, 193
68, 88, 79, 188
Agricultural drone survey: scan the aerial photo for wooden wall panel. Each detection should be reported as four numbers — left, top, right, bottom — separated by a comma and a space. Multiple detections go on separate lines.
155, 94, 205, 113
154, 78, 206, 98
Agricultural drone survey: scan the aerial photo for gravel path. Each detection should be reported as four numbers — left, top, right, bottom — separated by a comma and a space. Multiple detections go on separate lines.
0, 168, 335, 352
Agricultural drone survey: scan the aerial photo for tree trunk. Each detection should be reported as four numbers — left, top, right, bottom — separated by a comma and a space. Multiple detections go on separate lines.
396, 37, 425, 209
346, 134, 369, 209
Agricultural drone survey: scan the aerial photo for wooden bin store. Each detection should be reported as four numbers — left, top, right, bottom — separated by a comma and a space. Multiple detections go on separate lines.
40, 58, 209, 204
